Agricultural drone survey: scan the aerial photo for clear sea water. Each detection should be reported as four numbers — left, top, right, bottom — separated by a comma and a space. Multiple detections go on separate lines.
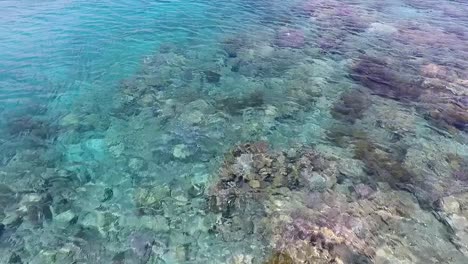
0, 0, 467, 263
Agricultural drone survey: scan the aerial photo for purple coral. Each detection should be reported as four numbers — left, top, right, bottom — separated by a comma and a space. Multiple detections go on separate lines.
305, 192, 323, 209
275, 29, 306, 48
457, 96, 468, 108
454, 168, 468, 182
286, 217, 316, 241
354, 184, 374, 199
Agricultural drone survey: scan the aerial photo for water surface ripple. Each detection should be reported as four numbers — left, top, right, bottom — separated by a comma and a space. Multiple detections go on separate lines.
0, 0, 467, 263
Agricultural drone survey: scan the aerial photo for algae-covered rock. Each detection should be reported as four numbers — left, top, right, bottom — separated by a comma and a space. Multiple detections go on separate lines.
331, 90, 371, 124
139, 215, 170, 232
79, 210, 119, 235
16, 193, 53, 226
108, 143, 125, 157
128, 157, 147, 171
208, 142, 340, 215
54, 210, 76, 225
188, 181, 205, 198
0, 184, 17, 212
229, 254, 254, 264
264, 252, 294, 264
304, 174, 327, 192
128, 231, 158, 258
134, 185, 170, 214
439, 196, 461, 214
35, 247, 76, 264
179, 110, 204, 125
446, 214, 468, 255
170, 186, 189, 204
204, 70, 221, 83
172, 144, 192, 159
60, 113, 80, 127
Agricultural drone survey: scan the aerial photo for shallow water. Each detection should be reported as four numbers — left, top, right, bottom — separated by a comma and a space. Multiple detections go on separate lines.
0, 0, 467, 263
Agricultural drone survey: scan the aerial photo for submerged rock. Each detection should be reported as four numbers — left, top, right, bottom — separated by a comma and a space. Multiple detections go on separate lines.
0, 184, 17, 211
55, 210, 76, 225
426, 103, 468, 132
134, 185, 170, 215
139, 215, 170, 232
15, 193, 53, 226
331, 90, 371, 124
60, 113, 80, 127
273, 219, 373, 264
445, 214, 468, 255
264, 252, 294, 264
7, 116, 58, 140
129, 231, 156, 258
222, 36, 247, 58
204, 70, 221, 83
353, 137, 413, 188
420, 63, 451, 80
128, 157, 147, 171
179, 110, 204, 125
229, 254, 254, 264
354, 184, 374, 199
215, 91, 265, 115
349, 56, 422, 101
172, 144, 191, 159
438, 196, 460, 214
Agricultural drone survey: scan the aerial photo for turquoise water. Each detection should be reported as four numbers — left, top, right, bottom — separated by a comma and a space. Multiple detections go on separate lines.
0, 0, 467, 263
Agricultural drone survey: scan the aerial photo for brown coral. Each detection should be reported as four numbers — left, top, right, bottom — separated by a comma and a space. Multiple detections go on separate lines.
211, 142, 337, 201
353, 138, 413, 188
207, 143, 339, 243
264, 252, 294, 264
273, 220, 374, 264
426, 101, 468, 132
331, 90, 371, 123
215, 91, 265, 115
349, 56, 423, 101
134, 185, 170, 215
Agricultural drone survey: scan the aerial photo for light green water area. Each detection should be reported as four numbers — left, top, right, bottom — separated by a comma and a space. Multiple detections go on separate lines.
0, 0, 467, 263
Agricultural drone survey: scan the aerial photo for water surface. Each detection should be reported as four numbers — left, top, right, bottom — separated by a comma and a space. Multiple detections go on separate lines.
0, 0, 467, 263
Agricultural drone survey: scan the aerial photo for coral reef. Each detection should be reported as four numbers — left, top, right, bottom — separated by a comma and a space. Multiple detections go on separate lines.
208, 143, 338, 213
206, 143, 369, 261
349, 53, 468, 133
208, 141, 468, 263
